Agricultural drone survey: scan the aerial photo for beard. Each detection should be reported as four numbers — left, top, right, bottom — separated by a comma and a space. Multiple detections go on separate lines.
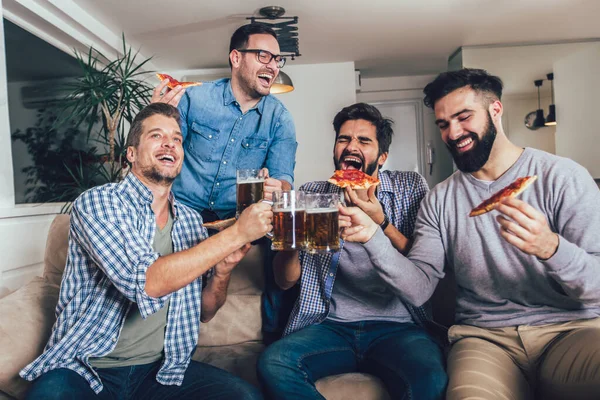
140, 165, 178, 186
237, 61, 270, 99
447, 112, 497, 173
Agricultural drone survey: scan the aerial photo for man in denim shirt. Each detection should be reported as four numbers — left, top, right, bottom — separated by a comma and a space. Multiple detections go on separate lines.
152, 23, 297, 221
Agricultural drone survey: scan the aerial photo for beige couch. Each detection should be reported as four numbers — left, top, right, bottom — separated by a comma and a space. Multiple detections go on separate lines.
0, 214, 400, 400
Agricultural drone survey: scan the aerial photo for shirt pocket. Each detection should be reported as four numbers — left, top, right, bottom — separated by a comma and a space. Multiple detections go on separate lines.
187, 121, 219, 162
237, 137, 269, 169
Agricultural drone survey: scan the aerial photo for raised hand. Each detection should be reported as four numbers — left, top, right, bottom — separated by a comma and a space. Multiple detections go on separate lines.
344, 186, 385, 224
339, 204, 379, 243
214, 243, 252, 277
495, 197, 559, 260
234, 201, 273, 243
260, 168, 283, 202
151, 79, 186, 106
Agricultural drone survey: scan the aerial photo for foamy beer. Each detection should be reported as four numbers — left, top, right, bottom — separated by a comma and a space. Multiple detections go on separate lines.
305, 193, 340, 253
236, 169, 265, 218
271, 191, 306, 251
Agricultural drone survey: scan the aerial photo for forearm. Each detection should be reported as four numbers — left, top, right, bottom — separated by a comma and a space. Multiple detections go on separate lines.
201, 271, 232, 322
543, 236, 600, 302
145, 227, 247, 297
364, 228, 443, 306
382, 224, 412, 255
273, 251, 301, 290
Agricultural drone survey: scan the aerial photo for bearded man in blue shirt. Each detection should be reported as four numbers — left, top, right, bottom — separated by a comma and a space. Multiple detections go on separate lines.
21, 103, 271, 399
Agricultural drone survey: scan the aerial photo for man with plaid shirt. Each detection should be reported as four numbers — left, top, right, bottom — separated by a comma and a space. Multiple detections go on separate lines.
257, 103, 447, 399
21, 103, 269, 399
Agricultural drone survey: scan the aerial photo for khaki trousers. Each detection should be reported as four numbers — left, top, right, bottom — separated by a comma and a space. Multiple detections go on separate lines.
446, 317, 600, 400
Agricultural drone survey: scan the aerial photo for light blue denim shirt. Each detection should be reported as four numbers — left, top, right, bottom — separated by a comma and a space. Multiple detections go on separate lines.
172, 78, 297, 218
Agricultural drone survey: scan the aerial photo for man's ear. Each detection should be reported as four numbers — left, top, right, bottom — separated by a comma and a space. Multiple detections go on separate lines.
230, 50, 241, 69
378, 151, 388, 168
489, 99, 503, 121
126, 146, 135, 164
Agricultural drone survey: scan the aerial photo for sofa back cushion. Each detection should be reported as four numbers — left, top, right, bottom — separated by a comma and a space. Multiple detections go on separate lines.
42, 214, 70, 287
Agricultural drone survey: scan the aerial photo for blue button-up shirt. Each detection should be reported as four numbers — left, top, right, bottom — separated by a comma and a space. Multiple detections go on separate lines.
20, 173, 207, 393
284, 170, 432, 336
172, 78, 297, 218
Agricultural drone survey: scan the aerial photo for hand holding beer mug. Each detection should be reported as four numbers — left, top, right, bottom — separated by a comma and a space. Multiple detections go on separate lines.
305, 193, 341, 253
234, 201, 273, 243
272, 191, 306, 251
236, 169, 267, 218
339, 204, 379, 244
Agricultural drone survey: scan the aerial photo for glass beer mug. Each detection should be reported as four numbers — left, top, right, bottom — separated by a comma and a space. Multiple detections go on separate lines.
236, 169, 266, 218
271, 191, 306, 251
305, 193, 340, 253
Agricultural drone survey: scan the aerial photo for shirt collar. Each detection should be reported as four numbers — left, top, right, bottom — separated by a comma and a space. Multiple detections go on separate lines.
378, 170, 394, 194
223, 79, 266, 115
122, 173, 179, 218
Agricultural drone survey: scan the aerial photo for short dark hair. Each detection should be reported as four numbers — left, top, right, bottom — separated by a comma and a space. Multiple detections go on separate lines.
332, 103, 394, 155
228, 23, 278, 68
423, 68, 504, 109
126, 103, 180, 148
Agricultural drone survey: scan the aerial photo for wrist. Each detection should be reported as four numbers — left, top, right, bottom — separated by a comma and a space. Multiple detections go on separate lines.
379, 213, 390, 231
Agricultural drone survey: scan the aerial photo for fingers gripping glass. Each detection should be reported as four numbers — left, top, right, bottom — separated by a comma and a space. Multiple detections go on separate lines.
237, 49, 286, 68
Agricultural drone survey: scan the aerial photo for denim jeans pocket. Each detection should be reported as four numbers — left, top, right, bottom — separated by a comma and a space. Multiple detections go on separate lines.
188, 121, 219, 161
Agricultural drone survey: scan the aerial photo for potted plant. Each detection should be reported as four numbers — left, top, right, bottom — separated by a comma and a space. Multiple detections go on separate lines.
12, 35, 154, 208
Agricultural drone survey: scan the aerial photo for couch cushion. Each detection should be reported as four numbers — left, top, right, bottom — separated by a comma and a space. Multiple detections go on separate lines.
316, 373, 391, 400
0, 277, 60, 399
193, 341, 264, 387
42, 214, 70, 287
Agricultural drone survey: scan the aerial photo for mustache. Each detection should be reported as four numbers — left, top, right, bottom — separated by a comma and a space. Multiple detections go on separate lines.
340, 151, 364, 163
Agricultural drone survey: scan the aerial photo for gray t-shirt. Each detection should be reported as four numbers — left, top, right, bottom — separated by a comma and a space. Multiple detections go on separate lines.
90, 211, 174, 368
385, 148, 600, 328
328, 241, 413, 324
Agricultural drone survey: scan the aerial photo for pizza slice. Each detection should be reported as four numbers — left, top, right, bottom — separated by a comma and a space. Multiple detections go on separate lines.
469, 175, 538, 217
327, 169, 380, 190
203, 217, 236, 231
156, 73, 202, 89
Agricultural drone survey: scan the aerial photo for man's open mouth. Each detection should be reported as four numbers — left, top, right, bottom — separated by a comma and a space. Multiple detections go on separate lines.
340, 155, 363, 170
156, 153, 176, 165
258, 73, 273, 86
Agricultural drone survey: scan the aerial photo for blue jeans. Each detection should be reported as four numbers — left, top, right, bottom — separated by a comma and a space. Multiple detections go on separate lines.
25, 360, 262, 400
257, 320, 447, 400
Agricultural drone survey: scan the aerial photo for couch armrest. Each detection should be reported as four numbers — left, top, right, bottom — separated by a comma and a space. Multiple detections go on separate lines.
0, 277, 59, 399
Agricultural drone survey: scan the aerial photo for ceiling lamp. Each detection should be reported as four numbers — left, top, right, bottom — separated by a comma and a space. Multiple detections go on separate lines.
532, 79, 546, 128
545, 73, 557, 126
270, 70, 294, 94
250, 6, 301, 60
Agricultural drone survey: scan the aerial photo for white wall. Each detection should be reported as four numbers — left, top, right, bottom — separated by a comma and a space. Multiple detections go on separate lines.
554, 45, 600, 179
273, 62, 357, 187
358, 75, 455, 189
502, 94, 556, 153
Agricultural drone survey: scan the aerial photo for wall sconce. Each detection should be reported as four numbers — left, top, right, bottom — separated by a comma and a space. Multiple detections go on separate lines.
545, 73, 557, 126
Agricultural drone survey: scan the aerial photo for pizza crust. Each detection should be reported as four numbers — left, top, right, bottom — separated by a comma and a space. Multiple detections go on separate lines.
328, 170, 380, 190
469, 175, 538, 217
156, 73, 201, 89
203, 217, 236, 231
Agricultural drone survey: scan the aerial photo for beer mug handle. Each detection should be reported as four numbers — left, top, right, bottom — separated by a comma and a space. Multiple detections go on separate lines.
261, 199, 274, 239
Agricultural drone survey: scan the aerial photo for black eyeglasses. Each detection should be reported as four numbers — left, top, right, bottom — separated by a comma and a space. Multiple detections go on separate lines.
237, 49, 286, 68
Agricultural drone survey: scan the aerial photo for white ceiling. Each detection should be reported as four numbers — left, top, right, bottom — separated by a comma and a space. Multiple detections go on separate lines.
73, 0, 600, 78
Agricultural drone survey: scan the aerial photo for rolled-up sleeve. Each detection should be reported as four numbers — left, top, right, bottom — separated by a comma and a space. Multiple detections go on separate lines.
70, 191, 169, 318
266, 109, 297, 186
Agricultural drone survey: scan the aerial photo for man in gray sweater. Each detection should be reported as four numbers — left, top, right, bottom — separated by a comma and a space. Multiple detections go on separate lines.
341, 69, 600, 399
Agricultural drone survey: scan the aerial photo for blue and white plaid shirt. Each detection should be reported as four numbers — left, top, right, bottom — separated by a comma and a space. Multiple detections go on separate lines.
283, 170, 431, 336
20, 173, 208, 393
